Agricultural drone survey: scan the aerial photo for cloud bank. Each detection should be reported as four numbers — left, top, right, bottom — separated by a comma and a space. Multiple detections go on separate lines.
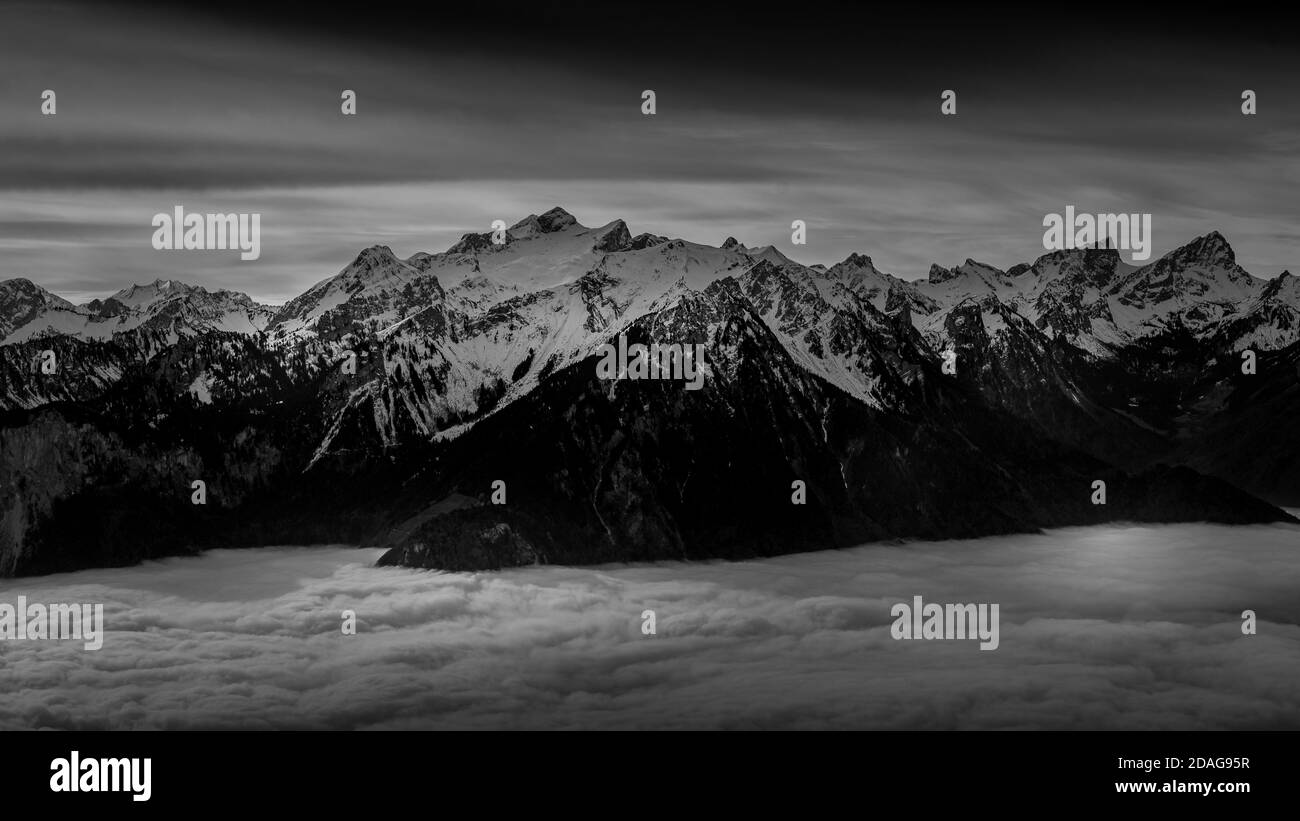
1, 519, 1298, 730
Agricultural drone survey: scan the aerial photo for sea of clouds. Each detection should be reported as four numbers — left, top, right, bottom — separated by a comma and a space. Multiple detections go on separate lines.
1, 519, 1298, 730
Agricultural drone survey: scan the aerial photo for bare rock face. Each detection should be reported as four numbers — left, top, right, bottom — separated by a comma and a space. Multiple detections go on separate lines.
379, 513, 545, 571
592, 220, 632, 252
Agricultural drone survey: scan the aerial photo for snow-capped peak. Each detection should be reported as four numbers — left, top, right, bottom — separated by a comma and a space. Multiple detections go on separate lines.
509, 206, 582, 238
1, 274, 275, 345
592, 219, 632, 252
109, 277, 205, 308
1170, 230, 1236, 268
835, 252, 875, 271
0, 278, 77, 340
747, 245, 793, 266
1259, 269, 1297, 301
0, 277, 74, 311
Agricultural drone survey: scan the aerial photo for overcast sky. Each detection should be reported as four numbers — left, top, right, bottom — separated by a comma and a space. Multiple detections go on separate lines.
1, 1, 1296, 304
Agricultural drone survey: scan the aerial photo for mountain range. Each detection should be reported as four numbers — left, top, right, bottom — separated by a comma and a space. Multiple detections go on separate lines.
2, 207, 1297, 576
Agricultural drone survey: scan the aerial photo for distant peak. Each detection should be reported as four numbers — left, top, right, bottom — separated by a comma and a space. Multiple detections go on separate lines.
111, 277, 202, 304
1259, 269, 1297, 301
839, 252, 874, 268
446, 232, 495, 255
1172, 231, 1235, 267
508, 207, 580, 238
139, 278, 190, 291
751, 245, 791, 266
958, 259, 1005, 278
629, 232, 669, 251
352, 245, 398, 266
928, 263, 957, 284
536, 207, 578, 233
927, 259, 1005, 283
508, 214, 541, 232
721, 237, 743, 250
1031, 245, 1120, 271
0, 278, 73, 310
592, 219, 632, 252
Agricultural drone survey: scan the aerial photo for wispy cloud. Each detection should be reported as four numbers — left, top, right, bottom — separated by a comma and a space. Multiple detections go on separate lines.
0, 2, 1295, 300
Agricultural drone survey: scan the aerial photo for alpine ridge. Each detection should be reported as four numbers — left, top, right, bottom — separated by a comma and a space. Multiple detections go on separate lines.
2, 207, 1296, 575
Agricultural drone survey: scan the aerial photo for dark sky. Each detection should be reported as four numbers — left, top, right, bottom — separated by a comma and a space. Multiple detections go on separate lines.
1, 1, 1296, 303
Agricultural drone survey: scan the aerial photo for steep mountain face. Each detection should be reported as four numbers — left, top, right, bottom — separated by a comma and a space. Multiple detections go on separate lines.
0, 331, 332, 575
0, 279, 76, 340
0, 330, 177, 410
935, 295, 1167, 467
268, 247, 448, 341
824, 253, 939, 317
1018, 249, 1126, 352
1215, 271, 1300, 351
1105, 231, 1259, 341
281, 225, 758, 459
1155, 340, 1300, 506
378, 283, 1283, 571
1, 207, 1296, 576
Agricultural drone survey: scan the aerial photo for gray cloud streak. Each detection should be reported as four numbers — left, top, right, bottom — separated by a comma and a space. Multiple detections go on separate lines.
0, 2, 1296, 301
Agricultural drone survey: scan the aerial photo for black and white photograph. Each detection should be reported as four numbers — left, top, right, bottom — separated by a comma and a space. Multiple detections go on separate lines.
0, 0, 1295, 804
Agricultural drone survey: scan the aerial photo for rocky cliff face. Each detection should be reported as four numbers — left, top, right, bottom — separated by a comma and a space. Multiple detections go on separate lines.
2, 208, 1297, 576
